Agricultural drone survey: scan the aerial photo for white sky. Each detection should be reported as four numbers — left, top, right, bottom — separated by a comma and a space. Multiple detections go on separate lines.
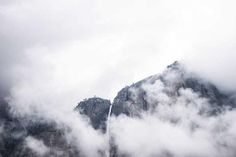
1, 0, 236, 105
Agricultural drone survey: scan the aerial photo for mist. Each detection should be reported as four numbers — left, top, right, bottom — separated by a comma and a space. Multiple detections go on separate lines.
110, 72, 236, 157
1, 0, 236, 157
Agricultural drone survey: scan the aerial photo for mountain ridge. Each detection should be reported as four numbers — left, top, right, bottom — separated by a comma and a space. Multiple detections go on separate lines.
0, 61, 235, 157
77, 61, 235, 130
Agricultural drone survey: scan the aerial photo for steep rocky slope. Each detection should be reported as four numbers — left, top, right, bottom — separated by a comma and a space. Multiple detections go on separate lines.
78, 62, 235, 130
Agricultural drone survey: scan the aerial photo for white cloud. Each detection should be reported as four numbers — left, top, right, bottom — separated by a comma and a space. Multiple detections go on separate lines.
0, 124, 3, 134
110, 75, 236, 157
25, 136, 49, 156
8, 85, 108, 157
2, 0, 236, 100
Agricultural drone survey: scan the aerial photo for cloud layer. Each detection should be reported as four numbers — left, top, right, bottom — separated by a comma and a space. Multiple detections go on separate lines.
110, 70, 236, 157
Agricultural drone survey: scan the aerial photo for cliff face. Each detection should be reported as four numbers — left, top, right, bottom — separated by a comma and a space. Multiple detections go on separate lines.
78, 62, 235, 130
111, 61, 235, 117
75, 97, 111, 131
0, 61, 235, 157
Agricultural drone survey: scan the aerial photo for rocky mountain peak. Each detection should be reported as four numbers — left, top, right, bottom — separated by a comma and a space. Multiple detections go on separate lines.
1, 61, 236, 157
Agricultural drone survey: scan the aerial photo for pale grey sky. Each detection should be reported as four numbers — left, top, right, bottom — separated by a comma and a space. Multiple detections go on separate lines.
0, 0, 236, 103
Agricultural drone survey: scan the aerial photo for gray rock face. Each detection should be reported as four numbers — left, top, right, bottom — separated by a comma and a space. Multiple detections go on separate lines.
76, 62, 235, 134
111, 61, 235, 117
75, 97, 111, 131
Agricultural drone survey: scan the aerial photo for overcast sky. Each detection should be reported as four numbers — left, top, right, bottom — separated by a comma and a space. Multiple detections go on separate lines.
1, 0, 236, 104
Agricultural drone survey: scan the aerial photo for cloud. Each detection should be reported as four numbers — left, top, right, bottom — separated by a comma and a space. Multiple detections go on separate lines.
109, 72, 236, 157
110, 110, 236, 157
0, 124, 3, 134
8, 86, 108, 157
25, 136, 50, 156
2, 0, 236, 100
183, 50, 236, 92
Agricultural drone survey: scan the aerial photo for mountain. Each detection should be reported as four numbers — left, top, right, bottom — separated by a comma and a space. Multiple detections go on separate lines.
77, 61, 235, 130
75, 97, 111, 131
0, 61, 235, 157
111, 61, 235, 116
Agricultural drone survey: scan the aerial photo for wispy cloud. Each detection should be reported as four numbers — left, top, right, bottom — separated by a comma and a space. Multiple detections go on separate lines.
110, 70, 236, 157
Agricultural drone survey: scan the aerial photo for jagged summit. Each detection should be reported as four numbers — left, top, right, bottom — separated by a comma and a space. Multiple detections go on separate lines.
75, 61, 235, 129
167, 61, 180, 69
75, 97, 111, 131
111, 62, 233, 116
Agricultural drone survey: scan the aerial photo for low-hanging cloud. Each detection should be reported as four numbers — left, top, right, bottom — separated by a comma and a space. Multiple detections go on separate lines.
25, 136, 50, 156
110, 71, 236, 157
7, 87, 108, 157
